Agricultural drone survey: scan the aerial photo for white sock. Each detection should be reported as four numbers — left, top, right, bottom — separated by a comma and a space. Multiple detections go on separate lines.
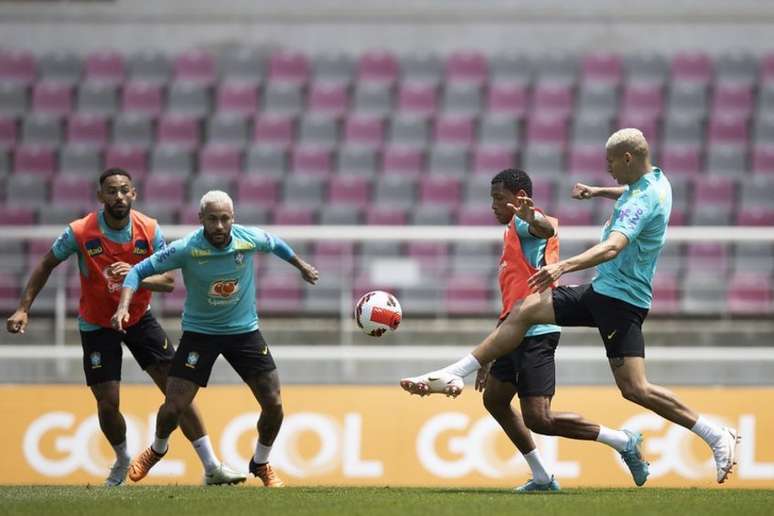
254, 442, 272, 464
596, 426, 630, 452
192, 435, 219, 472
523, 449, 552, 484
691, 415, 724, 447
444, 353, 481, 378
112, 441, 130, 463
152, 436, 169, 455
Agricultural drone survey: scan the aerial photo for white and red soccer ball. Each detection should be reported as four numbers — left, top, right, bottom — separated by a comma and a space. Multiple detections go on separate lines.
354, 290, 402, 337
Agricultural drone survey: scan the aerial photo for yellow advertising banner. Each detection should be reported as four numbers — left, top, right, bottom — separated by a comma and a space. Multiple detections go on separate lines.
1, 385, 773, 488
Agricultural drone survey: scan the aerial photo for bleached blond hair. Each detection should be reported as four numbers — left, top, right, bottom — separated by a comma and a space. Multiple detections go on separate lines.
605, 128, 649, 158
199, 190, 234, 212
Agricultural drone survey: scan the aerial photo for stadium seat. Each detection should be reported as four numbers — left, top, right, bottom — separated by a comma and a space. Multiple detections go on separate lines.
419, 175, 461, 207
198, 143, 243, 179
121, 81, 164, 115
661, 145, 701, 177
167, 81, 212, 116
471, 145, 517, 176
671, 52, 713, 84
150, 145, 194, 176
681, 271, 727, 314
272, 204, 316, 225
446, 51, 488, 84
327, 175, 370, 208
0, 115, 17, 147
77, 81, 119, 114
291, 145, 333, 176
621, 81, 664, 116
715, 52, 758, 84
708, 114, 749, 146
374, 175, 416, 209
412, 204, 454, 225
444, 274, 492, 314
686, 242, 729, 273
526, 113, 568, 145
142, 174, 186, 204
262, 81, 304, 115
6, 174, 48, 206
245, 145, 288, 177
206, 113, 249, 146
218, 47, 265, 82
400, 53, 444, 84
0, 82, 27, 116
568, 144, 607, 176
51, 175, 93, 207
189, 174, 235, 205
352, 81, 393, 115
751, 144, 774, 174
740, 175, 774, 207
343, 114, 384, 147
128, 51, 171, 84
173, 49, 216, 84
650, 272, 681, 315
523, 143, 565, 177
478, 114, 521, 148
298, 114, 339, 147
319, 204, 362, 225
13, 144, 57, 177
157, 114, 201, 147
727, 273, 772, 314
736, 206, 774, 226
382, 145, 424, 177
576, 81, 618, 118
532, 81, 574, 117
397, 81, 438, 116
705, 146, 747, 176
489, 53, 533, 83
67, 113, 108, 146
534, 52, 577, 83
433, 115, 475, 146
84, 51, 125, 83
253, 114, 294, 147
59, 143, 102, 176
0, 50, 36, 84
442, 82, 483, 115
337, 145, 379, 177
38, 51, 82, 84
312, 53, 355, 84
269, 50, 309, 84
486, 80, 529, 116
365, 205, 408, 225
693, 176, 736, 209
624, 53, 669, 83
456, 205, 495, 225
21, 113, 62, 145
388, 114, 430, 146
308, 81, 350, 116
31, 81, 73, 115
104, 145, 149, 177
234, 175, 279, 206
712, 81, 754, 117
732, 242, 774, 274
282, 174, 327, 206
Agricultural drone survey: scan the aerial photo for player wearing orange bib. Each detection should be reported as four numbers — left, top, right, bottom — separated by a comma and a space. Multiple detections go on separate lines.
403, 169, 651, 488
6, 169, 245, 487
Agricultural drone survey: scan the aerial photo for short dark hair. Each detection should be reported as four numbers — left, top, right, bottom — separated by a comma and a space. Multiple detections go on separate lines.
491, 168, 532, 197
99, 168, 132, 187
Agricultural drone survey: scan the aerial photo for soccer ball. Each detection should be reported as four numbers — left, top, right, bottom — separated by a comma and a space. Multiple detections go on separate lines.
354, 290, 402, 337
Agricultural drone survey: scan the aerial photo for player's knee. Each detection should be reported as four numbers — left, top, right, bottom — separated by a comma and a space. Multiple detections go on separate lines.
96, 397, 120, 415
482, 391, 510, 418
619, 383, 648, 404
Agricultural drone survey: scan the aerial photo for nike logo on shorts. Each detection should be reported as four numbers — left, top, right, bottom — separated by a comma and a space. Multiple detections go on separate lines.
607, 330, 617, 340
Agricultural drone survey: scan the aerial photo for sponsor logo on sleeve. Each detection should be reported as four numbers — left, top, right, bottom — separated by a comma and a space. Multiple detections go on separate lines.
155, 246, 177, 264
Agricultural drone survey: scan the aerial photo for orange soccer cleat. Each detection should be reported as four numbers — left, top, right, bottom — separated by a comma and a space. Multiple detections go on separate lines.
249, 459, 285, 487
128, 446, 166, 482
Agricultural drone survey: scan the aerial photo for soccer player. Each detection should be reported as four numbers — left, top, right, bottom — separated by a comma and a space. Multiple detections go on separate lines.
5, 169, 245, 486
112, 190, 319, 488
401, 129, 740, 484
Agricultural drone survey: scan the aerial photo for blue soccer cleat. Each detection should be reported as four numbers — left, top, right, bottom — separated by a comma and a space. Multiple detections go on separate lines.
515, 476, 561, 493
620, 429, 649, 486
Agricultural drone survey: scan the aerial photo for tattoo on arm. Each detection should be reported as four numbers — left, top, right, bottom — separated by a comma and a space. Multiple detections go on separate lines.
609, 357, 625, 369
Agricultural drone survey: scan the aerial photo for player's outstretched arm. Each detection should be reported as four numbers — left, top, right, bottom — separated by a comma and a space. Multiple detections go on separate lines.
288, 255, 319, 285
6, 251, 63, 334
572, 183, 626, 201
108, 262, 175, 293
528, 231, 629, 293
507, 196, 555, 239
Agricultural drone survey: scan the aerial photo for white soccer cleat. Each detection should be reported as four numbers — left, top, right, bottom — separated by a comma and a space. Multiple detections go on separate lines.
104, 459, 130, 487
204, 463, 248, 486
712, 427, 741, 484
400, 370, 464, 398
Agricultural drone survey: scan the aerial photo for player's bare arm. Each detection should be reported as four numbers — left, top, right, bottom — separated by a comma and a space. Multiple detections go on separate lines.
288, 256, 319, 285
528, 231, 629, 293
108, 262, 175, 293
111, 286, 136, 333
508, 196, 555, 239
6, 251, 63, 334
572, 183, 626, 201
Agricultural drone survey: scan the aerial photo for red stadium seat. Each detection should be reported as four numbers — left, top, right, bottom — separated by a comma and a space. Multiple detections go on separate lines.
84, 51, 126, 83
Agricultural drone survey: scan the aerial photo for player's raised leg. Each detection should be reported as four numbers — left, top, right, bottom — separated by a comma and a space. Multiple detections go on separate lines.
610, 357, 739, 483
401, 291, 555, 396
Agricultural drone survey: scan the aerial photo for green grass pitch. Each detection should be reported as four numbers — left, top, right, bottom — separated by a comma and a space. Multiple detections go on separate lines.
3, 486, 774, 516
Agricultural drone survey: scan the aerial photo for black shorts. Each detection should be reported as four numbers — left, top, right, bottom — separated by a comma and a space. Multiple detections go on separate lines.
552, 283, 649, 358
169, 329, 276, 387
490, 332, 560, 398
80, 311, 174, 386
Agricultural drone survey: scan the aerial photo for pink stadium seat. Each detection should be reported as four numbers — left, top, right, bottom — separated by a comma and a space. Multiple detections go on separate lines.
254, 114, 294, 146
31, 82, 74, 115
752, 145, 774, 175
445, 274, 491, 314
650, 272, 680, 315
67, 113, 108, 145
365, 206, 408, 225
569, 145, 607, 175
343, 115, 384, 146
472, 145, 517, 175
0, 116, 17, 146
671, 52, 713, 83
668, 207, 686, 226
661, 146, 701, 177
736, 206, 774, 226
581, 52, 622, 84
142, 174, 186, 204
121, 81, 164, 115
84, 51, 125, 83
532, 82, 574, 116
727, 273, 772, 314
268, 50, 310, 84
272, 205, 316, 225
397, 81, 437, 116
556, 204, 594, 225
419, 176, 461, 207
446, 51, 488, 84
328, 175, 370, 208
0, 50, 36, 84
617, 112, 660, 144
530, 176, 555, 211
621, 82, 664, 115
434, 115, 475, 145
235, 175, 279, 206
104, 145, 149, 177
199, 143, 242, 178
762, 52, 774, 81
686, 242, 728, 273
173, 49, 216, 84
291, 146, 332, 176
486, 81, 529, 116
712, 82, 753, 117
157, 114, 200, 147
693, 176, 736, 208
13, 144, 56, 177
526, 113, 568, 146
308, 81, 349, 116
457, 206, 495, 225
407, 242, 449, 272
257, 273, 304, 313
383, 145, 424, 177
216, 81, 259, 114
358, 50, 399, 84
51, 175, 92, 206
708, 114, 749, 145
0, 206, 35, 225
0, 272, 21, 311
